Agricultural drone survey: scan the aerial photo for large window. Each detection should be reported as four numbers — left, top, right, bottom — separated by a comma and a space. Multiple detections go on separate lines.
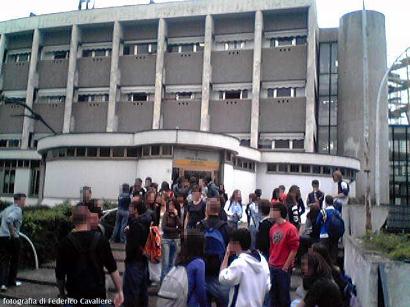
7, 52, 31, 63
123, 43, 157, 55
317, 42, 338, 154
82, 48, 111, 57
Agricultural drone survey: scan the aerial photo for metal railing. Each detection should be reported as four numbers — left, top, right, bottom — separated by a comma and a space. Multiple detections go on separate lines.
19, 232, 39, 270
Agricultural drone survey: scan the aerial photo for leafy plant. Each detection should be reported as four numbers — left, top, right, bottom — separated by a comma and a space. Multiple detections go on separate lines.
363, 232, 410, 261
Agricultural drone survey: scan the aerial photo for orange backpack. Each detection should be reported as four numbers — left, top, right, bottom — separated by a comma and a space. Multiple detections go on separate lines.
144, 226, 162, 263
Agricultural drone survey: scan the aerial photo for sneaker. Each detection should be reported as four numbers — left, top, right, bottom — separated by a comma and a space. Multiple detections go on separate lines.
8, 281, 22, 287
0, 285, 7, 292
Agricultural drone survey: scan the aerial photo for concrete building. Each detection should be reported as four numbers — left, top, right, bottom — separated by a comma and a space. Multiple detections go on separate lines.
0, 0, 388, 205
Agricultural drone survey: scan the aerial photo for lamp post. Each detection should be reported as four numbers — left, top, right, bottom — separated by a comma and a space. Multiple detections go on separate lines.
375, 47, 410, 207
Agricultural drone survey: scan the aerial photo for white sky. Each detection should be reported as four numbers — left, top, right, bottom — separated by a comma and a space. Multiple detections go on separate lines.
0, 0, 409, 64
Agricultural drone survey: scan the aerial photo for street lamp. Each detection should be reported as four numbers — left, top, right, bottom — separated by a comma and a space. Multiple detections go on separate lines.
375, 47, 410, 207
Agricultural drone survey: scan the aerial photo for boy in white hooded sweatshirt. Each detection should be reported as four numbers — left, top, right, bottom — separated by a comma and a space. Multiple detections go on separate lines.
219, 228, 271, 307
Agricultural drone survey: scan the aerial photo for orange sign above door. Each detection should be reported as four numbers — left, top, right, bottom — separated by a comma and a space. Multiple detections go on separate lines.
173, 159, 220, 171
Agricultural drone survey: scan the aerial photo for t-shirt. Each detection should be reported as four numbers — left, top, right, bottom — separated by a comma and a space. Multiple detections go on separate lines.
55, 231, 117, 299
268, 221, 300, 268
304, 278, 344, 307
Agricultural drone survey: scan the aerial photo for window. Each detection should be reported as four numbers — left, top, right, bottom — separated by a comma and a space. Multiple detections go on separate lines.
293, 140, 305, 149
76, 147, 86, 157
267, 163, 277, 172
312, 165, 321, 174
134, 43, 157, 55
123, 45, 132, 55
113, 147, 125, 157
0, 140, 7, 147
224, 40, 246, 50
8, 140, 20, 148
270, 36, 306, 48
99, 147, 111, 157
301, 165, 311, 173
267, 89, 275, 98
127, 147, 139, 158
2, 169, 15, 194
38, 96, 65, 104
67, 148, 75, 157
276, 88, 293, 97
176, 92, 193, 100
128, 93, 148, 102
161, 145, 173, 156
278, 164, 288, 172
258, 139, 272, 149
142, 146, 150, 156
30, 168, 40, 196
53, 50, 69, 59
296, 36, 307, 45
86, 147, 98, 157
220, 89, 250, 100
240, 139, 251, 147
167, 43, 197, 53
8, 52, 30, 63
290, 164, 300, 173
275, 140, 290, 149
82, 48, 111, 57
151, 145, 160, 156
77, 94, 108, 103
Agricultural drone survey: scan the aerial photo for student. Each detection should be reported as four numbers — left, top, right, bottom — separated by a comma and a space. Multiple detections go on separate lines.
219, 228, 270, 307
278, 185, 287, 203
0, 193, 26, 291
271, 188, 280, 203
255, 199, 274, 261
316, 195, 340, 264
286, 185, 302, 229
161, 198, 182, 282
123, 200, 152, 306
224, 190, 243, 230
306, 180, 324, 209
297, 251, 343, 307
196, 198, 231, 307
145, 177, 153, 190
332, 170, 349, 213
203, 176, 219, 198
111, 183, 131, 243
175, 231, 207, 307
130, 178, 146, 197
145, 190, 159, 226
55, 206, 123, 306
246, 193, 260, 249
269, 202, 300, 307
160, 181, 174, 199
185, 185, 206, 230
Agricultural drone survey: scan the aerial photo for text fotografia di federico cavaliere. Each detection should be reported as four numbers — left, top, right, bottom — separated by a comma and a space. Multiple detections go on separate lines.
2, 298, 113, 305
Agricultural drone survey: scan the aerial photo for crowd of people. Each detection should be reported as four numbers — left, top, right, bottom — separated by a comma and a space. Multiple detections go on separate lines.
0, 169, 354, 307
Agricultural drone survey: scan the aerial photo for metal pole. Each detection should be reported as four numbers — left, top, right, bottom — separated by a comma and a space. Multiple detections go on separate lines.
20, 232, 39, 270
375, 46, 410, 207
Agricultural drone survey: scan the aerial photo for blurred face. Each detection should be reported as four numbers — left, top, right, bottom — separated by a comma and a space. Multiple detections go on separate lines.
235, 191, 241, 202
177, 196, 184, 205
16, 197, 26, 207
168, 202, 176, 212
146, 193, 155, 205
192, 191, 201, 202
135, 180, 142, 189
84, 189, 92, 201
145, 179, 151, 188
271, 207, 281, 220
89, 213, 99, 230
229, 241, 242, 255
301, 256, 309, 276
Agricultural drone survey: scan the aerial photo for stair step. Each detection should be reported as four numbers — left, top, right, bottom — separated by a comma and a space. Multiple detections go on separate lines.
0, 282, 59, 302
18, 268, 56, 286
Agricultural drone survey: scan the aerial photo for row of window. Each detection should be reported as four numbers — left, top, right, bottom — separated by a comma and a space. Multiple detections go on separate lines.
0, 160, 40, 196
0, 139, 20, 148
233, 157, 256, 172
266, 163, 356, 179
124, 43, 157, 55
0, 159, 40, 169
47, 145, 174, 160
258, 139, 305, 150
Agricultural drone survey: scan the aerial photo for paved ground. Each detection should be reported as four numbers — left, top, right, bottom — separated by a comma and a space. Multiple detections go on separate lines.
0, 242, 301, 306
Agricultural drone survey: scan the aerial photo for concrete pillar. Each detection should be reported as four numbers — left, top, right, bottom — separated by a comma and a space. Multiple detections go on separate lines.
338, 10, 389, 203
107, 21, 122, 132
200, 15, 213, 131
37, 155, 46, 204
63, 24, 80, 133
21, 29, 41, 149
304, 3, 318, 152
152, 18, 167, 130
250, 11, 263, 149
0, 34, 8, 89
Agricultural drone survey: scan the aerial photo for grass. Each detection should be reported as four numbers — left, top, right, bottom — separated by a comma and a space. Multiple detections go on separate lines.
363, 232, 410, 262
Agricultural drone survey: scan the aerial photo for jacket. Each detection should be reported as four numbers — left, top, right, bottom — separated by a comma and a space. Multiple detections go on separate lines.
219, 250, 270, 307
316, 205, 337, 239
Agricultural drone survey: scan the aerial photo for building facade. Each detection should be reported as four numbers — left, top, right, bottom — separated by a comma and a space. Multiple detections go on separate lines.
0, 0, 388, 205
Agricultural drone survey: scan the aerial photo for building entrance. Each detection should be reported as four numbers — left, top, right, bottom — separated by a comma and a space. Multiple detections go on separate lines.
172, 159, 220, 184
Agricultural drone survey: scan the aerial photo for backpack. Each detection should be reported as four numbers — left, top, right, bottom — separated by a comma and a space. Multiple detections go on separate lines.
66, 232, 105, 296
144, 226, 162, 263
156, 265, 188, 307
340, 272, 361, 307
322, 209, 345, 239
203, 221, 226, 261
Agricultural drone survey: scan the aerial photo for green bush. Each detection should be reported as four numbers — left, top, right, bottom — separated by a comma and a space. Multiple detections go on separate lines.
363, 232, 410, 261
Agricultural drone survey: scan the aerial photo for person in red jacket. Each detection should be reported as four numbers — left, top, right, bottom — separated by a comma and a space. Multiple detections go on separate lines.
269, 202, 300, 307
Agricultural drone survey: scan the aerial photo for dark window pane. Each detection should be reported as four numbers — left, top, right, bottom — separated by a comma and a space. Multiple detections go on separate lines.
301, 165, 311, 173
181, 44, 193, 52
276, 88, 292, 97
242, 90, 248, 99
133, 93, 148, 101
322, 166, 331, 174
225, 91, 241, 99
331, 43, 338, 73
162, 145, 172, 156
83, 50, 92, 57
54, 51, 68, 59
278, 164, 288, 172
296, 36, 307, 45
275, 140, 290, 149
123, 45, 131, 55
87, 147, 98, 157
77, 147, 86, 157
94, 49, 106, 57
142, 146, 150, 156
137, 43, 149, 54
277, 37, 293, 46
151, 145, 160, 156
293, 140, 305, 149
67, 148, 75, 157
267, 163, 277, 172
319, 43, 330, 73
290, 164, 300, 173
127, 147, 139, 157
312, 165, 321, 174
150, 43, 157, 54
318, 97, 330, 126
240, 139, 250, 147
0, 140, 7, 147
113, 147, 125, 157
267, 89, 274, 97
99, 147, 111, 157
318, 127, 329, 154
319, 74, 330, 96
78, 95, 88, 102
9, 140, 20, 148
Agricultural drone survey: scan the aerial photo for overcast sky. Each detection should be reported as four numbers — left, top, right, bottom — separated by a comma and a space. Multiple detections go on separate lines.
0, 0, 409, 64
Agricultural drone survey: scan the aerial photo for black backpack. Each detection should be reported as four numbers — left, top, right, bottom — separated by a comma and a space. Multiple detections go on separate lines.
66, 231, 105, 297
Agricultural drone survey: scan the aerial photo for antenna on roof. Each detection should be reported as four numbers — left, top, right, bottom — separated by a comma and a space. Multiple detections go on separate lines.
78, 0, 95, 10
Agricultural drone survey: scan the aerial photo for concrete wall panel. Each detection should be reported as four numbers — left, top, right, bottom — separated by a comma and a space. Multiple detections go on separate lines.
117, 101, 153, 132
81, 26, 113, 43
122, 22, 158, 41
263, 10, 308, 31
14, 168, 30, 195
7, 33, 33, 49
77, 57, 111, 87
212, 50, 253, 83
214, 14, 255, 35
162, 100, 201, 130
42, 29, 71, 45
136, 159, 172, 185
2, 63, 29, 90
33, 103, 64, 133
0, 104, 24, 133
72, 102, 108, 132
165, 52, 203, 85
119, 55, 156, 86
38, 59, 68, 88
209, 99, 251, 133
167, 18, 205, 37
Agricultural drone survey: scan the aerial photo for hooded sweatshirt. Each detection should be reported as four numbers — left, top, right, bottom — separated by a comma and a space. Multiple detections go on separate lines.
219, 250, 270, 307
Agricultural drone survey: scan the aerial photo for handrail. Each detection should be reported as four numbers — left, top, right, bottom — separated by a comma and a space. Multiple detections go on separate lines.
19, 232, 39, 270
101, 207, 117, 223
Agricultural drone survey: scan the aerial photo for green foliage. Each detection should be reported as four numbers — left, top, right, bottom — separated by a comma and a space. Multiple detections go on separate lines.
363, 232, 410, 261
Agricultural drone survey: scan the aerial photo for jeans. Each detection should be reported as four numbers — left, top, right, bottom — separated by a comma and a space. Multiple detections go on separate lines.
160, 238, 180, 282
123, 261, 149, 307
0, 236, 20, 286
111, 209, 129, 243
206, 275, 230, 307
249, 224, 257, 250
270, 267, 291, 307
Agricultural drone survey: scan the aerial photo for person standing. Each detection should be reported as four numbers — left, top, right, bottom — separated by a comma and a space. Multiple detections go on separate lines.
255, 199, 274, 261
219, 229, 270, 307
185, 185, 206, 230
246, 193, 260, 249
130, 178, 146, 198
0, 193, 26, 291
55, 206, 123, 306
286, 186, 302, 230
111, 183, 131, 243
269, 202, 300, 307
224, 190, 243, 230
161, 198, 182, 282
203, 176, 219, 198
332, 170, 350, 213
306, 180, 324, 209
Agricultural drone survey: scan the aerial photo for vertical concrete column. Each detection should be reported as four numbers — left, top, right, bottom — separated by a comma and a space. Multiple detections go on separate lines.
0, 34, 8, 89
107, 21, 122, 132
63, 24, 80, 133
200, 15, 214, 131
21, 29, 41, 149
37, 155, 46, 204
250, 10, 263, 149
304, 3, 318, 152
152, 18, 167, 130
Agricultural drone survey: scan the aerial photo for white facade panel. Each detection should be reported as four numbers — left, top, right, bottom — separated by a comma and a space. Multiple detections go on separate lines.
14, 168, 31, 195
136, 159, 173, 186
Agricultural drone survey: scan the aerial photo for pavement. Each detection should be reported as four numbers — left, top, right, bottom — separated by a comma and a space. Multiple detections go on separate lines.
0, 242, 301, 306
